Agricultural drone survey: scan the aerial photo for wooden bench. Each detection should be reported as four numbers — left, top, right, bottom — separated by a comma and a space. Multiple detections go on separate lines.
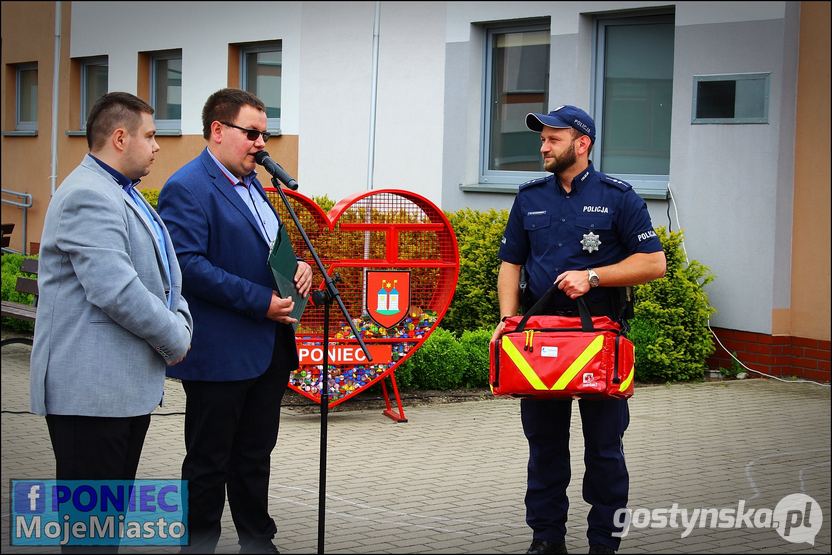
1, 222, 14, 254
1, 258, 38, 347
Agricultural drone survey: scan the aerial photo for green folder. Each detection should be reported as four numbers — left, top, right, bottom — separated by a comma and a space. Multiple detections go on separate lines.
268, 224, 307, 329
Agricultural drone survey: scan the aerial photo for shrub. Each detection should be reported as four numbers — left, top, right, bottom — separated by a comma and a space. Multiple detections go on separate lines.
313, 195, 336, 213
392, 359, 416, 390
443, 208, 508, 335
458, 328, 492, 388
399, 327, 466, 390
1, 253, 38, 333
391, 328, 491, 391
720, 352, 744, 379
631, 226, 715, 382
142, 188, 160, 209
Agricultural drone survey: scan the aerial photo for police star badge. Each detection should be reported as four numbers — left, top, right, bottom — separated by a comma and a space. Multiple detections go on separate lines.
580, 231, 601, 253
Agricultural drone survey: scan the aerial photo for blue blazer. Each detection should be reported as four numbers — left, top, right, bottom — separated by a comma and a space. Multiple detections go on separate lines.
158, 148, 298, 381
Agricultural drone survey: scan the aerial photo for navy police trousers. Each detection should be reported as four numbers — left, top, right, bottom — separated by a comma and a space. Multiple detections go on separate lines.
520, 397, 630, 550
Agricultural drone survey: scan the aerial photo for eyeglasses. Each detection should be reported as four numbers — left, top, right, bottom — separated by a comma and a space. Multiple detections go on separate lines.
220, 121, 271, 143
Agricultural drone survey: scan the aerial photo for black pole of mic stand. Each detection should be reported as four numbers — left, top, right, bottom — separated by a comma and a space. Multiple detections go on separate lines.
314, 286, 332, 555
268, 175, 372, 555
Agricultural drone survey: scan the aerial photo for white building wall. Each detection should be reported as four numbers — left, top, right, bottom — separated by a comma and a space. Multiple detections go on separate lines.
298, 2, 375, 196
370, 2, 446, 199
668, 3, 796, 333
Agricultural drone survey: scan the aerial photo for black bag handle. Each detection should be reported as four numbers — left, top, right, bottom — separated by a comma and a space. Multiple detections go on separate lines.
514, 284, 594, 333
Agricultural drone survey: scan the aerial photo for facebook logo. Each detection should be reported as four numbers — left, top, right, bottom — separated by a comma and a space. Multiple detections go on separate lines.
11, 479, 188, 546
13, 482, 45, 514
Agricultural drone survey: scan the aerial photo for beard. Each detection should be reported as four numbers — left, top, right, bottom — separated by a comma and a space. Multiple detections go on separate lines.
544, 140, 577, 174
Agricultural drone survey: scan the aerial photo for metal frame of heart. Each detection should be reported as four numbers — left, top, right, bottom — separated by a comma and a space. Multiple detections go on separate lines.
263, 188, 460, 410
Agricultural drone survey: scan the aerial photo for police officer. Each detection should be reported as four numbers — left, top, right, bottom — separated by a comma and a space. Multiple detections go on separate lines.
492, 105, 666, 554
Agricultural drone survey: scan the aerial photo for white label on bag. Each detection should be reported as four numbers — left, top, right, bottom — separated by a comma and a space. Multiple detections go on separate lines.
541, 346, 559, 358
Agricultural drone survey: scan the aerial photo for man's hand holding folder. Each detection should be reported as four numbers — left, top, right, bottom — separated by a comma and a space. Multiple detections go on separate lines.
267, 224, 311, 328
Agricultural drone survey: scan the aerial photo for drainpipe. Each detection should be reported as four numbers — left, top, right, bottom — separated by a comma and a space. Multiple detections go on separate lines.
362, 1, 381, 313
366, 0, 380, 191
50, 1, 62, 196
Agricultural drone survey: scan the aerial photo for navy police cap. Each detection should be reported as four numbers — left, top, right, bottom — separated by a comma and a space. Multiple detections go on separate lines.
526, 105, 596, 143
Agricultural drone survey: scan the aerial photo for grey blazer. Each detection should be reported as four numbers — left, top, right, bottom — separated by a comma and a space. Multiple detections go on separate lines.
30, 155, 193, 417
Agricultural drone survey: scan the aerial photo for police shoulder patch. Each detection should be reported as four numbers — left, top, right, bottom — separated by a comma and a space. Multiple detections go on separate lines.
519, 175, 551, 191
599, 173, 632, 192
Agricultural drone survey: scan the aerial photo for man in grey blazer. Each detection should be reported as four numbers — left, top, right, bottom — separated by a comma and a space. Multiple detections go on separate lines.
30, 92, 192, 494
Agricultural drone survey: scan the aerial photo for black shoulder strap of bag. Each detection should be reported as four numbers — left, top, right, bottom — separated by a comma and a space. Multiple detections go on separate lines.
514, 285, 594, 333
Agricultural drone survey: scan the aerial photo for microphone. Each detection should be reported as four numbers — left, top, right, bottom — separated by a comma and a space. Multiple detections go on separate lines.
254, 151, 298, 190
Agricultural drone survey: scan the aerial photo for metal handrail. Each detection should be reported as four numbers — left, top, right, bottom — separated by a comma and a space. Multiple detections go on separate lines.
1, 188, 34, 255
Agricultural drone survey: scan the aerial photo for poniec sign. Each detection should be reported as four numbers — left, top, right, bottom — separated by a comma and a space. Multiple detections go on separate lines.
11, 480, 188, 546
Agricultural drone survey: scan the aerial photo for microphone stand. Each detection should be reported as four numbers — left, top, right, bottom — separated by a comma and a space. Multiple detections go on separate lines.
268, 175, 372, 555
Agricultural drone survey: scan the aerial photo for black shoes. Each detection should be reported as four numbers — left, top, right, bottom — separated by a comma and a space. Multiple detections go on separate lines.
527, 539, 569, 554
525, 539, 615, 554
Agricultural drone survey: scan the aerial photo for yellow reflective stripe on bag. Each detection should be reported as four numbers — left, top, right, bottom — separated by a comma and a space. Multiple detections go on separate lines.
502, 334, 605, 391
618, 364, 635, 391
501, 336, 548, 390
550, 335, 604, 391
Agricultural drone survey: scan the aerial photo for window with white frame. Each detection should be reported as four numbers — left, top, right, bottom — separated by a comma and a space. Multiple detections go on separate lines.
241, 42, 282, 132
481, 23, 550, 185
593, 14, 674, 199
150, 50, 182, 131
16, 63, 38, 132
80, 57, 108, 129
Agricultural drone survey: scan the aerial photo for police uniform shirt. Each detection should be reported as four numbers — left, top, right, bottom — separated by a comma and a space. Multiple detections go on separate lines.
498, 162, 663, 311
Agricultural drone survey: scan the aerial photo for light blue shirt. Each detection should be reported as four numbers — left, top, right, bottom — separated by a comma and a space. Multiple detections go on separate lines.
206, 147, 280, 246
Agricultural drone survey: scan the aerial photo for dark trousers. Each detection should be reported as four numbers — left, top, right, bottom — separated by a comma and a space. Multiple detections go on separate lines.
180, 333, 292, 553
46, 413, 151, 553
521, 397, 630, 550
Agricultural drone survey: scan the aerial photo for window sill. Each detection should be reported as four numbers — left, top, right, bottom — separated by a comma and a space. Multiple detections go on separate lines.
2, 130, 38, 137
459, 183, 519, 194
155, 129, 182, 136
66, 130, 87, 137
461, 179, 669, 200
637, 188, 670, 200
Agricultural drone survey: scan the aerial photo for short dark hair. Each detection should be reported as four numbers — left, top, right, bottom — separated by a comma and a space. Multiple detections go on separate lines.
571, 128, 594, 156
86, 92, 154, 151
202, 88, 266, 139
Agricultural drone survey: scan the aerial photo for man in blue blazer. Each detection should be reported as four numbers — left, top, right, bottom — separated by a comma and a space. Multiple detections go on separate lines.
158, 89, 312, 554
30, 92, 193, 541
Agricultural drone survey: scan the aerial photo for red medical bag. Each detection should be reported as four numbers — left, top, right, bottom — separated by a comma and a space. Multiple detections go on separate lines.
489, 292, 635, 399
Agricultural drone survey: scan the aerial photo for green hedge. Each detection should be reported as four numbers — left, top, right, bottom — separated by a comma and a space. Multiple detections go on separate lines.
630, 227, 715, 382
312, 195, 336, 213
458, 328, 492, 388
1, 253, 38, 334
443, 208, 507, 335
398, 327, 466, 390
141, 188, 160, 209
393, 327, 492, 390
